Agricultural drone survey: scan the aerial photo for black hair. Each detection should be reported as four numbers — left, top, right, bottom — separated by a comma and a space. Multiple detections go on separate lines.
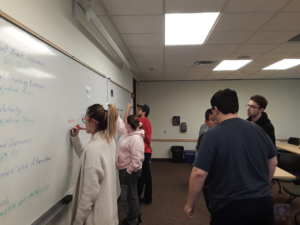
250, 95, 268, 109
210, 89, 239, 114
205, 108, 213, 120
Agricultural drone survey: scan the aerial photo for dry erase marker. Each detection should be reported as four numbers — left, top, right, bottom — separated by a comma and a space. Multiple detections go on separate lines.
70, 126, 86, 130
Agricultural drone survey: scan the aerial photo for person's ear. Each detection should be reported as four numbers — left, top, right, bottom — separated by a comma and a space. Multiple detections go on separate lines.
260, 108, 265, 113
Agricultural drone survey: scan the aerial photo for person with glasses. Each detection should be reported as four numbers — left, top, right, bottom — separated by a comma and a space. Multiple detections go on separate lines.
185, 89, 277, 225
195, 108, 218, 214
70, 104, 119, 225
246, 95, 276, 145
195, 109, 217, 152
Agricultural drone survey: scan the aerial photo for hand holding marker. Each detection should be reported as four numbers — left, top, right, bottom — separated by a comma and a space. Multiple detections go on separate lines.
70, 124, 85, 137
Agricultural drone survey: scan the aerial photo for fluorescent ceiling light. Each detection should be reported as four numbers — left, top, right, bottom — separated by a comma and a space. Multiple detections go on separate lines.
262, 59, 300, 70
165, 13, 219, 45
213, 60, 252, 71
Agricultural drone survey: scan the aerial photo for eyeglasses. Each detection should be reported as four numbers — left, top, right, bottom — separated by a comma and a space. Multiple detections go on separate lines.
246, 104, 260, 109
82, 118, 99, 124
208, 118, 216, 122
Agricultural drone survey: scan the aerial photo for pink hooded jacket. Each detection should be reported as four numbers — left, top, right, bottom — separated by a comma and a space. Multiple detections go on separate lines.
115, 116, 145, 174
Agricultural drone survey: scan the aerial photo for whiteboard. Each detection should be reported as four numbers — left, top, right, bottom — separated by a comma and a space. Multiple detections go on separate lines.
108, 80, 132, 120
0, 17, 107, 224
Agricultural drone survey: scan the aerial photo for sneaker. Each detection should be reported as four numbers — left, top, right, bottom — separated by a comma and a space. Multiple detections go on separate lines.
141, 198, 152, 205
123, 218, 141, 225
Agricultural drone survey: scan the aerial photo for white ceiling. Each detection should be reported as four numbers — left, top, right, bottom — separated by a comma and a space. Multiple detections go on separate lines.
79, 0, 300, 81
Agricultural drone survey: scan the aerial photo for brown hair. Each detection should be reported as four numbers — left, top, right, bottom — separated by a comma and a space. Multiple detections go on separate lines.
86, 104, 118, 142
250, 95, 268, 109
127, 115, 143, 130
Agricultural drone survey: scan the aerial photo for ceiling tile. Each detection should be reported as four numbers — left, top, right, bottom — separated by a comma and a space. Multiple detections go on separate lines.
257, 52, 295, 60
203, 71, 233, 80
142, 72, 164, 76
79, 0, 106, 15
227, 53, 263, 60
121, 34, 163, 46
224, 0, 289, 12
288, 64, 300, 70
269, 43, 300, 53
129, 46, 163, 55
102, 0, 163, 15
165, 46, 201, 55
264, 70, 298, 79
165, 67, 189, 75
246, 31, 300, 43
111, 15, 163, 33
214, 12, 275, 31
133, 55, 164, 62
97, 16, 118, 33
165, 0, 226, 13
290, 53, 300, 59
144, 76, 165, 81
164, 75, 185, 81
206, 31, 254, 44
199, 44, 240, 54
165, 61, 194, 67
286, 73, 300, 78
136, 62, 164, 68
244, 70, 278, 79
282, 1, 300, 12
234, 44, 278, 53
165, 54, 197, 62
110, 34, 125, 46
246, 59, 279, 66
196, 53, 230, 61
261, 12, 300, 30
185, 67, 212, 79
223, 70, 257, 79
139, 67, 164, 73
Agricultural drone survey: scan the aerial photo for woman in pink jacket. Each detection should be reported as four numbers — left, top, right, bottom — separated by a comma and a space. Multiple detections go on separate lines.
116, 103, 145, 225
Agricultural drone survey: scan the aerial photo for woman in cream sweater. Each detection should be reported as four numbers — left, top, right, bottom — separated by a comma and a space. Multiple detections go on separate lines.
70, 103, 118, 225
116, 103, 145, 225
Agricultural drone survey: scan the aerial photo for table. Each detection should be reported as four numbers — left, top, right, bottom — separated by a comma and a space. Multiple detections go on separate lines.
276, 142, 300, 155
273, 167, 295, 179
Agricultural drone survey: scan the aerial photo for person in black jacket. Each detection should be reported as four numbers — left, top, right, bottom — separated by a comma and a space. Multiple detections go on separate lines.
246, 95, 276, 145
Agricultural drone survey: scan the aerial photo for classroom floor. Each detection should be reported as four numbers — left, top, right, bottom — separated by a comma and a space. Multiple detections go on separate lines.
118, 161, 300, 225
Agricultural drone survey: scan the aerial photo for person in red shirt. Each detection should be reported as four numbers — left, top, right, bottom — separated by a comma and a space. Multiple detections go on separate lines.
136, 104, 153, 205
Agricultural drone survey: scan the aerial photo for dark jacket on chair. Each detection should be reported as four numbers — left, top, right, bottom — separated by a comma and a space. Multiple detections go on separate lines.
247, 112, 276, 145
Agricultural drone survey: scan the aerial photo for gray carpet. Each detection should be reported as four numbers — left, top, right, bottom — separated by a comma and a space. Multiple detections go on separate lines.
118, 161, 300, 225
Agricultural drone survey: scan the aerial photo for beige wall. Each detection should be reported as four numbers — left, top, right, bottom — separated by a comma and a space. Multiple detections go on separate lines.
0, 0, 134, 91
140, 80, 300, 158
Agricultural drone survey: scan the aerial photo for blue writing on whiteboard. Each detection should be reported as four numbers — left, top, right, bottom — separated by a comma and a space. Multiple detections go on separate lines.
0, 104, 23, 116
0, 155, 51, 179
3, 57, 14, 66
26, 54, 46, 67
30, 80, 45, 90
11, 48, 24, 59
8, 74, 28, 87
0, 44, 9, 53
0, 197, 9, 209
0, 184, 50, 217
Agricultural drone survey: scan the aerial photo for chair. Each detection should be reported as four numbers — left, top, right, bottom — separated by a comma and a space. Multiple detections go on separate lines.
280, 153, 300, 223
288, 137, 300, 146
272, 152, 300, 193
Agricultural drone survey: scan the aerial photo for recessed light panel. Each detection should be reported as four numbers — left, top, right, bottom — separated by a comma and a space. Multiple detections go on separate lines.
263, 59, 300, 70
213, 60, 252, 71
165, 13, 220, 45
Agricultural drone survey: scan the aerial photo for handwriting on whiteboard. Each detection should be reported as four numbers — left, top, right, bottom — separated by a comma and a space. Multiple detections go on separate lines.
0, 155, 52, 179
0, 184, 50, 217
